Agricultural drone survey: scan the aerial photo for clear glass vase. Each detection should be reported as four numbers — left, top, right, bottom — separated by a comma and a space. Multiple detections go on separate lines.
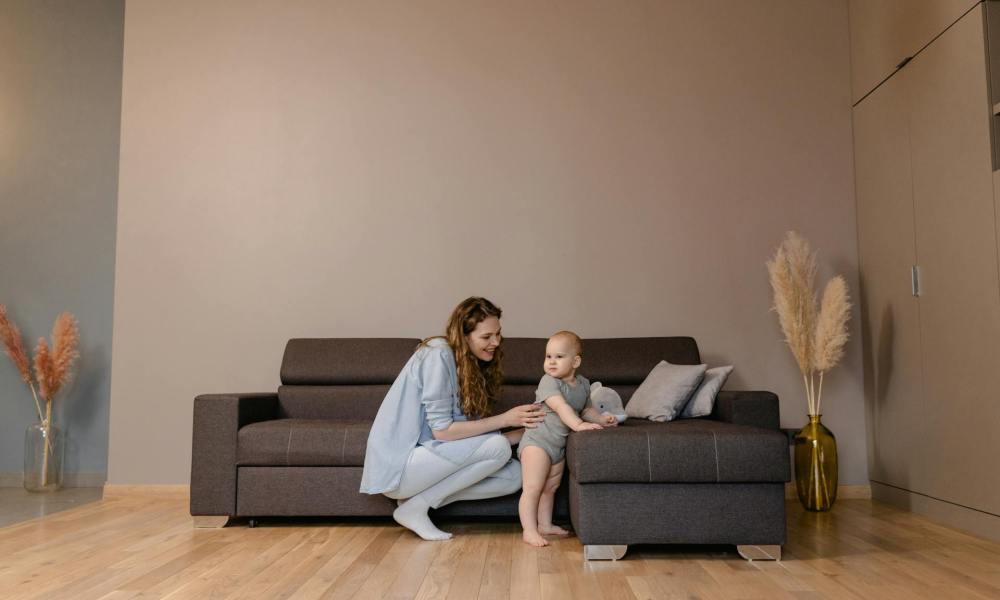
24, 422, 64, 492
793, 414, 838, 511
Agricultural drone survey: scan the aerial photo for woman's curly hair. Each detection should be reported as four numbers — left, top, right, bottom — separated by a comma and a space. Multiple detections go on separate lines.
431, 296, 504, 419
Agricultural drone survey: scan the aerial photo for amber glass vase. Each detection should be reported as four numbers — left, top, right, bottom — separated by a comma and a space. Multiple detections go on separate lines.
793, 415, 837, 511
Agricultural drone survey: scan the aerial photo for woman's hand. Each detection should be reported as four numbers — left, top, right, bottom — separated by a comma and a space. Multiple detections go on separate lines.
573, 422, 603, 432
431, 405, 542, 441
504, 404, 546, 428
600, 414, 619, 427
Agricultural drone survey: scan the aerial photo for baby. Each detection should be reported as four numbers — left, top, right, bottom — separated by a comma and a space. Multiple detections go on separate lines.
518, 331, 618, 547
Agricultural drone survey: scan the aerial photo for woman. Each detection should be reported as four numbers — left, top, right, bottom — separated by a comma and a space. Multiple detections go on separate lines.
360, 297, 545, 540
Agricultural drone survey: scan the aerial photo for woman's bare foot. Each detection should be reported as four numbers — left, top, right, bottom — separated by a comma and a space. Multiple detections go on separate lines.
538, 525, 570, 536
522, 531, 550, 547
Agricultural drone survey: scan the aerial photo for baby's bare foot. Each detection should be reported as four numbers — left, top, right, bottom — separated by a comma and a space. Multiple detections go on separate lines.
538, 525, 570, 536
522, 531, 549, 547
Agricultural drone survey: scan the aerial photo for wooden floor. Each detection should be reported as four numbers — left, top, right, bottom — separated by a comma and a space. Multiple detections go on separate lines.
2, 492, 1000, 599
0, 487, 104, 528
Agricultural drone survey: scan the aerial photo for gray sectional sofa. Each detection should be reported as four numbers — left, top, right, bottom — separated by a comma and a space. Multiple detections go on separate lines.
191, 337, 789, 560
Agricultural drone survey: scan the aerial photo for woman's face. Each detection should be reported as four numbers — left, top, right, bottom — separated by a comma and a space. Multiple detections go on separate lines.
466, 316, 502, 361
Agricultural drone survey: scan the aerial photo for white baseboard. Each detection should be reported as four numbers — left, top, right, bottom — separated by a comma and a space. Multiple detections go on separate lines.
0, 472, 106, 488
785, 483, 871, 500
870, 481, 1000, 543
102, 484, 189, 497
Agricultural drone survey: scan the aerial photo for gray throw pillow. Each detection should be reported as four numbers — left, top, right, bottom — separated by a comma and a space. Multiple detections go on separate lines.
625, 361, 707, 422
678, 365, 734, 419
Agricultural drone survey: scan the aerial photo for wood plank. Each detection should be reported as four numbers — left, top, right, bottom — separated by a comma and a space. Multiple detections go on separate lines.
443, 525, 490, 600
286, 525, 391, 600
476, 527, 514, 600
382, 532, 443, 600
351, 529, 426, 600
412, 528, 471, 600
309, 526, 402, 600
509, 529, 541, 600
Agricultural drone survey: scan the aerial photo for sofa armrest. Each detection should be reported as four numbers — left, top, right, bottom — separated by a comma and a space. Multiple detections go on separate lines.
711, 391, 780, 430
190, 393, 278, 516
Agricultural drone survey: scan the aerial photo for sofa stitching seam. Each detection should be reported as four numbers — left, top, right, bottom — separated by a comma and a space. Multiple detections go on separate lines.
285, 424, 293, 467
712, 431, 719, 482
341, 429, 348, 465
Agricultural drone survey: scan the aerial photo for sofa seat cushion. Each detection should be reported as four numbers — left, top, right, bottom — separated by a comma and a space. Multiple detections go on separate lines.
238, 419, 371, 467
566, 419, 789, 484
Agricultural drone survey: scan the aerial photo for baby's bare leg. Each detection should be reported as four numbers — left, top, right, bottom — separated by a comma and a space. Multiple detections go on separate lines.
518, 446, 551, 547
537, 460, 570, 536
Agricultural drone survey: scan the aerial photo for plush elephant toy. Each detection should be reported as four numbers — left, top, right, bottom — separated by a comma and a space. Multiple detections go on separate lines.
590, 381, 627, 424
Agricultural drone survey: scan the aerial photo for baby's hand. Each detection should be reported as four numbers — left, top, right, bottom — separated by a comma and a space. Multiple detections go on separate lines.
601, 414, 618, 427
574, 422, 603, 432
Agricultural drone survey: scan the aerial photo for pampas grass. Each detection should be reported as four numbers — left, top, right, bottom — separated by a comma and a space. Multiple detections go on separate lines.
0, 306, 80, 418
767, 232, 852, 416
1, 307, 80, 486
0, 306, 32, 384
47, 312, 79, 399
814, 276, 851, 372
34, 338, 55, 401
0, 305, 45, 421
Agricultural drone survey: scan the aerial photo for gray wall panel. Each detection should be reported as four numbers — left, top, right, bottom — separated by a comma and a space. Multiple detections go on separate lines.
0, 0, 124, 481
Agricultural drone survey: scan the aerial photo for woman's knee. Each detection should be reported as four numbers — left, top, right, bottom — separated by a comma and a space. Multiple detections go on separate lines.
478, 434, 512, 463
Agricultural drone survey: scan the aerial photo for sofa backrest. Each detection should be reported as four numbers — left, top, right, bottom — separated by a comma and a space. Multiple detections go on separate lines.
278, 337, 701, 419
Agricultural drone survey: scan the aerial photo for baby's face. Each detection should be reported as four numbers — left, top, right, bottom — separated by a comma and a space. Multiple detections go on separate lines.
543, 337, 581, 380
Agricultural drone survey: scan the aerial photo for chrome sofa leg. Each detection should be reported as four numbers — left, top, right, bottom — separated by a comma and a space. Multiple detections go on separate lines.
584, 545, 628, 560
737, 544, 781, 561
192, 516, 230, 528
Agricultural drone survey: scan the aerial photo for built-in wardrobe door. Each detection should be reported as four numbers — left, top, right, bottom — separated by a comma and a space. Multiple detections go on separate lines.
907, 4, 1000, 515
849, 0, 979, 103
854, 65, 926, 493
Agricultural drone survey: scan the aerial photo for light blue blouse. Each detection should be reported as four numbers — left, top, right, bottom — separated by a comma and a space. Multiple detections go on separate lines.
359, 337, 499, 494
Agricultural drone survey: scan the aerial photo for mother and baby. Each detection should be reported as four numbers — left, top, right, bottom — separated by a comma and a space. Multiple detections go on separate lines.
359, 296, 618, 547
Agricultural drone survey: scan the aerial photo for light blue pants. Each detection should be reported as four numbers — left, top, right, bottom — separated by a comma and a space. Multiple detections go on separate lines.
384, 434, 521, 509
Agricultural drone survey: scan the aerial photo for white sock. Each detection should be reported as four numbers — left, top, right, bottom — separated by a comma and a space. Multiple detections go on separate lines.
392, 496, 452, 541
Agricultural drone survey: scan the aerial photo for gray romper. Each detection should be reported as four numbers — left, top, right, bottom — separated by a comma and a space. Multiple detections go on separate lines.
517, 374, 592, 464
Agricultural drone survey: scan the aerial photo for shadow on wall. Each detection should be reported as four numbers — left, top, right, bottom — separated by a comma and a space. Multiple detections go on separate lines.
866, 298, 901, 488
58, 343, 111, 475
857, 266, 910, 493
699, 351, 742, 388
875, 304, 895, 429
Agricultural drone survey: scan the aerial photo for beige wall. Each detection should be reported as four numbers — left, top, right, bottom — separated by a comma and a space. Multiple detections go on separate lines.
110, 0, 865, 484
